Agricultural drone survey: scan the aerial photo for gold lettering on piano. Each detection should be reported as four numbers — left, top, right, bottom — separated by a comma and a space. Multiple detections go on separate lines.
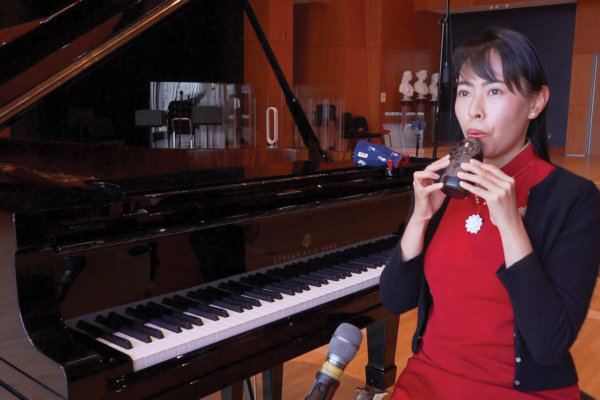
272, 241, 338, 264
302, 233, 312, 248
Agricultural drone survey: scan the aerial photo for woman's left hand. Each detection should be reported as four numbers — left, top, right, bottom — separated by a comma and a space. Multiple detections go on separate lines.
457, 159, 533, 267
457, 159, 520, 230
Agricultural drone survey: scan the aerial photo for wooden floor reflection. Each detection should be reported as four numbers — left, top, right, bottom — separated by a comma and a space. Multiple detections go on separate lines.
200, 150, 600, 400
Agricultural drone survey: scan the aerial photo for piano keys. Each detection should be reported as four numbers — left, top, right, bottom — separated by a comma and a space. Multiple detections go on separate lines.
67, 236, 397, 372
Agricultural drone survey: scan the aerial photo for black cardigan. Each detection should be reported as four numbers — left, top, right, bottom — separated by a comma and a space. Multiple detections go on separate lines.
379, 166, 600, 391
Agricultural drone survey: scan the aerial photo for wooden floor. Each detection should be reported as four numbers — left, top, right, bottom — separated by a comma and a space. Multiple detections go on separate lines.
200, 151, 600, 400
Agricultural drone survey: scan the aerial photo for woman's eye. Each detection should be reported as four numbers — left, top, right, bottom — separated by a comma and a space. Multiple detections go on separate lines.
458, 89, 469, 97
489, 88, 501, 95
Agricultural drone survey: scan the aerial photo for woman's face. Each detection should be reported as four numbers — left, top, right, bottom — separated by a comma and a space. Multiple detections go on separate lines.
454, 51, 543, 165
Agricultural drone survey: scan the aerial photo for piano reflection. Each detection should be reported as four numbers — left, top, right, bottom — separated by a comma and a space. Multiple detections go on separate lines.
0, 0, 432, 399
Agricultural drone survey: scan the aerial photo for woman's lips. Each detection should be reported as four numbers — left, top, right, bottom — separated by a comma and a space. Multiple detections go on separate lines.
467, 129, 486, 138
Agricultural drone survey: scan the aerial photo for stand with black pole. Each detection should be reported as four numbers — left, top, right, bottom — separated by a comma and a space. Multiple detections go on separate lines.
433, 0, 452, 160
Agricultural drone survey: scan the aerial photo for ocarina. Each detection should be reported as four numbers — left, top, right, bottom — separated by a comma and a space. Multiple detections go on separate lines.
440, 137, 483, 199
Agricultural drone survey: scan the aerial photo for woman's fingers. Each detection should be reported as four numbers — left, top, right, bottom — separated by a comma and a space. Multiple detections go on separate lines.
457, 159, 514, 193
414, 155, 450, 186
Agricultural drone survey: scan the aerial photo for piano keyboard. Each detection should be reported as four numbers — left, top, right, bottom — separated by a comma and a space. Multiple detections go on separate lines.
66, 235, 398, 372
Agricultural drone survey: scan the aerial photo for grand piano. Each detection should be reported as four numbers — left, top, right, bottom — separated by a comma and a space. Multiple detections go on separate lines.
0, 0, 431, 399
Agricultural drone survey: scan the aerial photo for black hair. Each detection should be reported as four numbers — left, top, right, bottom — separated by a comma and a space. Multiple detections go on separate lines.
452, 27, 550, 162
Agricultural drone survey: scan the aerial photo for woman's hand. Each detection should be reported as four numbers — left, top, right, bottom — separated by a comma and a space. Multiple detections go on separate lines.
458, 159, 533, 267
400, 155, 450, 261
457, 159, 519, 228
411, 155, 450, 222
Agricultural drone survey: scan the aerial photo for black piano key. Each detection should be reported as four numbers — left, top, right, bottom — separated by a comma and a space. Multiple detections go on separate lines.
247, 285, 282, 300
290, 275, 322, 287
248, 289, 276, 302
161, 297, 187, 311
108, 312, 165, 339
268, 279, 303, 293
204, 286, 256, 309
223, 293, 255, 310
309, 271, 339, 281
339, 262, 368, 272
282, 266, 325, 286
76, 320, 133, 350
162, 297, 218, 320
186, 290, 214, 303
220, 281, 274, 302
250, 273, 300, 294
211, 298, 244, 313
136, 304, 162, 319
149, 317, 182, 333
322, 266, 351, 278
240, 276, 293, 296
95, 314, 122, 331
147, 301, 173, 315
125, 306, 151, 321
172, 311, 203, 326
135, 304, 190, 330
172, 294, 230, 317
161, 314, 192, 329
120, 325, 152, 343
223, 291, 261, 308
95, 314, 152, 343
187, 306, 219, 321
187, 290, 243, 313
265, 270, 309, 291
220, 281, 280, 301
264, 282, 295, 295
127, 306, 185, 332
331, 264, 361, 274
96, 314, 153, 343
148, 302, 203, 326
350, 258, 379, 269
171, 296, 223, 317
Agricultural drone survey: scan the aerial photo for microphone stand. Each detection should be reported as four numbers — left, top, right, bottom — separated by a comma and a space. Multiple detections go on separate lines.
432, 0, 451, 160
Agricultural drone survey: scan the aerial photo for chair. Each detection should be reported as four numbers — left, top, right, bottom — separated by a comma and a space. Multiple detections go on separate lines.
192, 106, 224, 149
135, 109, 167, 147
343, 113, 390, 150
167, 97, 193, 148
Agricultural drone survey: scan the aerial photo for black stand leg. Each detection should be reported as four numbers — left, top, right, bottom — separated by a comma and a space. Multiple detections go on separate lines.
262, 364, 283, 400
221, 381, 243, 400
365, 315, 400, 391
243, 379, 255, 400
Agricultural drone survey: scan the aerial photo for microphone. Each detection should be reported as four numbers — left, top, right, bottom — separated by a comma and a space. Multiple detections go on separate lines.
305, 323, 363, 400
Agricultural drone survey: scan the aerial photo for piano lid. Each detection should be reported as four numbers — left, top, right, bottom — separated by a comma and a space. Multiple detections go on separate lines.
0, 0, 332, 165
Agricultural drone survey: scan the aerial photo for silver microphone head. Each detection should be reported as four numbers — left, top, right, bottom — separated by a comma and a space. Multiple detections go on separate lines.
327, 323, 363, 368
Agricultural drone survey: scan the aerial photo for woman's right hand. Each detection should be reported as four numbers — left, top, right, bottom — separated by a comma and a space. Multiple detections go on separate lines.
411, 155, 450, 222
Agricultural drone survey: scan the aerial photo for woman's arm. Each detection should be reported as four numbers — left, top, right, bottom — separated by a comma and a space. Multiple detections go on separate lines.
497, 177, 600, 365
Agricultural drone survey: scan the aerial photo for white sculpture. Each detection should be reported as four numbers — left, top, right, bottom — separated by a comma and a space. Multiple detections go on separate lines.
399, 70, 414, 101
429, 72, 439, 101
414, 69, 429, 99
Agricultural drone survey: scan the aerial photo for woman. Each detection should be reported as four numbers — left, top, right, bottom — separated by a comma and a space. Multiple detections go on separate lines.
380, 27, 600, 399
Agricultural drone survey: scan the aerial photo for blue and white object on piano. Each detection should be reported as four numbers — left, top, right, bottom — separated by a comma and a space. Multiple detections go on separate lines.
352, 140, 409, 169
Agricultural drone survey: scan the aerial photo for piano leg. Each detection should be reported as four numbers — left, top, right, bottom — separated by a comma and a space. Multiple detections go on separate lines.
262, 364, 283, 400
365, 314, 400, 391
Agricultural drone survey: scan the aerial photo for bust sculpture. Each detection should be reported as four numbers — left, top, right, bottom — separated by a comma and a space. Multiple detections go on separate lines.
429, 72, 439, 101
399, 70, 414, 101
414, 69, 429, 99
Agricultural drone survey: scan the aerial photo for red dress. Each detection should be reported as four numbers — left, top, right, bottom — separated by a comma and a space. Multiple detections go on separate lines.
390, 145, 581, 399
